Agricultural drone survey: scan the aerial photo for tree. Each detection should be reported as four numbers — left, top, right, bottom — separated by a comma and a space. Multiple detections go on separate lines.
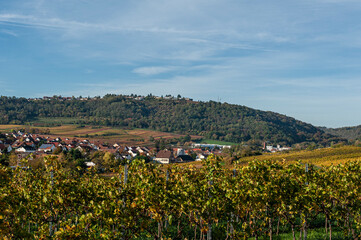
8, 153, 18, 166
133, 155, 151, 163
0, 152, 9, 166
53, 147, 63, 155
103, 152, 117, 170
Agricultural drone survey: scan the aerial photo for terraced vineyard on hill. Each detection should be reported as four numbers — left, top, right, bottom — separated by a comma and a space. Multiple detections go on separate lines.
0, 124, 201, 146
238, 146, 361, 166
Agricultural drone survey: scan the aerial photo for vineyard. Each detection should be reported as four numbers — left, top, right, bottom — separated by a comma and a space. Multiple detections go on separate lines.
2, 156, 361, 239
239, 146, 361, 166
0, 124, 196, 145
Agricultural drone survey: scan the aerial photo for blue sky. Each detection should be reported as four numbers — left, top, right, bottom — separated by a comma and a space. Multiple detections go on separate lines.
1, 0, 361, 128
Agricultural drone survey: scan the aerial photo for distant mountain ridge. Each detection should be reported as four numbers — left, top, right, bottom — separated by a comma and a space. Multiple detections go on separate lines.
321, 125, 361, 141
0, 94, 342, 145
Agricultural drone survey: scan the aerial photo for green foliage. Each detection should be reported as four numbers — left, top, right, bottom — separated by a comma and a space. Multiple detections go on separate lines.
0, 153, 9, 166
53, 147, 63, 155
133, 155, 151, 163
2, 156, 361, 239
68, 149, 83, 161
322, 125, 361, 141
58, 149, 87, 172
201, 139, 238, 145
0, 95, 343, 145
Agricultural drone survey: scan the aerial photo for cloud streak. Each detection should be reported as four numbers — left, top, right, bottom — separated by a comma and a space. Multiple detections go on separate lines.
0, 29, 18, 37
133, 66, 177, 75
0, 13, 195, 35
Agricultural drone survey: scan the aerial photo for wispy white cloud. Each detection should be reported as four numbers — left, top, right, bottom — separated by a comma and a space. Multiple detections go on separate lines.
133, 66, 177, 75
0, 14, 63, 30
0, 29, 18, 37
0, 13, 194, 35
267, 78, 352, 88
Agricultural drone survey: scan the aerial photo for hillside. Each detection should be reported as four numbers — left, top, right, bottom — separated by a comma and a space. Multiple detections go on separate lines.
0, 124, 200, 146
321, 125, 361, 141
0, 95, 342, 145
237, 146, 361, 166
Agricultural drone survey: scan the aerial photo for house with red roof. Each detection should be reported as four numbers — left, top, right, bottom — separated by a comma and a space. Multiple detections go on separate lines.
153, 150, 175, 164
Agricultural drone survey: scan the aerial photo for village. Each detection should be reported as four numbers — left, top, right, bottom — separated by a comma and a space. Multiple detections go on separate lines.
0, 130, 234, 168
27, 94, 194, 102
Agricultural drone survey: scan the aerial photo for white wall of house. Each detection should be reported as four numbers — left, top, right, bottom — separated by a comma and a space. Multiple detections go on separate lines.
153, 157, 171, 164
44, 145, 56, 152
16, 147, 35, 153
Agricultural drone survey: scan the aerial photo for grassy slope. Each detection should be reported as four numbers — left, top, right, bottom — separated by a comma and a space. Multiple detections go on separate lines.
200, 139, 238, 145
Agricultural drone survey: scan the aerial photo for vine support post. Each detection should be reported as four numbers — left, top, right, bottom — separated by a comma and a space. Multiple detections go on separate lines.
123, 164, 128, 208
124, 164, 128, 186
51, 170, 54, 187
230, 169, 237, 238
119, 173, 122, 192
49, 170, 54, 237
49, 222, 52, 238
164, 169, 169, 230
304, 163, 308, 240
207, 180, 213, 240
120, 164, 128, 237
207, 223, 212, 240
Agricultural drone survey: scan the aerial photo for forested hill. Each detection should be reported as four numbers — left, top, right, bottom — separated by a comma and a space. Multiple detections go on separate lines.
0, 95, 340, 145
321, 125, 361, 141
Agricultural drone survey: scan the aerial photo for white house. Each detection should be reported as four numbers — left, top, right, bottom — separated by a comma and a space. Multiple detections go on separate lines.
85, 161, 96, 167
16, 146, 36, 153
153, 150, 174, 164
38, 144, 56, 153
196, 153, 208, 161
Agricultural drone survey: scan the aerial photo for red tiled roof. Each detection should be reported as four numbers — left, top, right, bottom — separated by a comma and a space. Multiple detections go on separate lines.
156, 150, 173, 159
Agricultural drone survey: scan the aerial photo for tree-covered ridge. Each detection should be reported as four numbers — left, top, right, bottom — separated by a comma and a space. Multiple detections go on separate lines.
0, 95, 340, 145
321, 125, 361, 141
